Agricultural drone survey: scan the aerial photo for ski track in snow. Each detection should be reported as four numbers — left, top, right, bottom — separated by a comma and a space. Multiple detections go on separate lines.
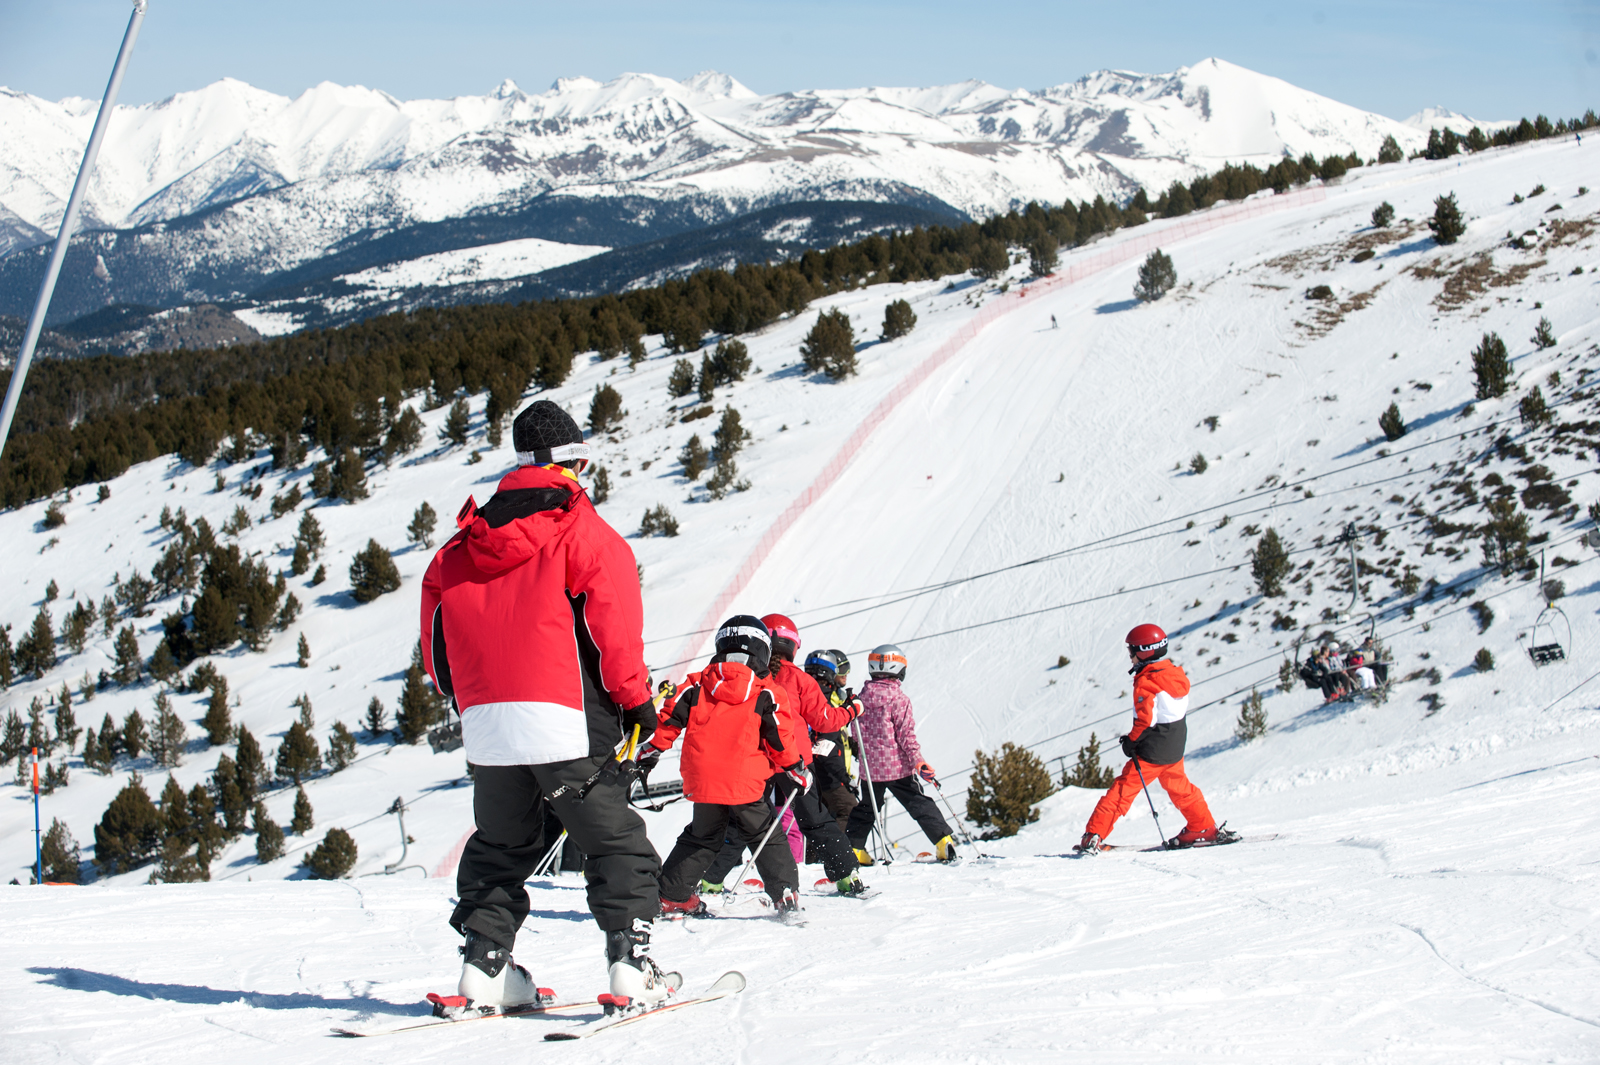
3, 136, 1600, 1062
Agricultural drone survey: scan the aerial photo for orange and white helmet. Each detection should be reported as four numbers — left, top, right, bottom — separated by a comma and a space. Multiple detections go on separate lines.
867, 644, 908, 680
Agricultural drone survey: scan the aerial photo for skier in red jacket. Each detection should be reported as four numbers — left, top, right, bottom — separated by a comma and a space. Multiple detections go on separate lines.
698, 614, 866, 896
639, 616, 802, 914
1076, 624, 1228, 853
420, 400, 669, 1011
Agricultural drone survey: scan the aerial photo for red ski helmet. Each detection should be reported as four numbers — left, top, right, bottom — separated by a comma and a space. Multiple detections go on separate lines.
1126, 623, 1168, 662
760, 613, 800, 662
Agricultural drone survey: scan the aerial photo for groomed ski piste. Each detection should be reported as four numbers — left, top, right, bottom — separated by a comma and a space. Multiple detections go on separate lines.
4, 133, 1599, 1061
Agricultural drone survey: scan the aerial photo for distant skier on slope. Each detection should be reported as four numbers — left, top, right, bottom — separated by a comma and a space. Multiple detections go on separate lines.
698, 616, 867, 896
420, 400, 671, 1011
639, 616, 802, 914
1076, 624, 1228, 853
804, 648, 862, 833
845, 644, 959, 863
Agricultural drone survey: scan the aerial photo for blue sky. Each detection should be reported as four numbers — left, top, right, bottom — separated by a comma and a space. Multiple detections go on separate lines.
2, 0, 1596, 122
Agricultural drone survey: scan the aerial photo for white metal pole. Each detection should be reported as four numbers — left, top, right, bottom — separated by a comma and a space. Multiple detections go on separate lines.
0, 1, 148, 461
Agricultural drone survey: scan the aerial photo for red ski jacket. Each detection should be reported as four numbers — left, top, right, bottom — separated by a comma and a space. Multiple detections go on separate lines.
768, 658, 855, 766
649, 660, 790, 804
1128, 658, 1191, 766
419, 465, 652, 767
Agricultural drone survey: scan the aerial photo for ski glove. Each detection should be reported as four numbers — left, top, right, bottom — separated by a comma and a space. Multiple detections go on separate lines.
621, 699, 658, 745
1119, 734, 1138, 759
636, 748, 662, 783
916, 761, 937, 783
783, 761, 810, 789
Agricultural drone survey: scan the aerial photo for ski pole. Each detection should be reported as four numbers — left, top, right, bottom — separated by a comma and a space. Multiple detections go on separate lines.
32, 747, 41, 885
929, 777, 973, 845
533, 829, 569, 878
724, 786, 799, 907
1129, 757, 1169, 849
851, 721, 890, 864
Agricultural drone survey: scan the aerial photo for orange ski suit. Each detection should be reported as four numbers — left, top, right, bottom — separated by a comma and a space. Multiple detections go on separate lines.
1084, 658, 1215, 841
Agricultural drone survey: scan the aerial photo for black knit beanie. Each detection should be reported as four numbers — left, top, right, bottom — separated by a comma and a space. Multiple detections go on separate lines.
512, 400, 583, 466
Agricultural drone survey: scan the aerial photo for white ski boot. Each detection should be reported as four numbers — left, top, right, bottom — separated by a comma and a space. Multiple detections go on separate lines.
457, 930, 549, 1009
606, 919, 675, 1008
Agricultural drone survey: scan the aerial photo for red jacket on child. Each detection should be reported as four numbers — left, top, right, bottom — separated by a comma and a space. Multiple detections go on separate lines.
649, 660, 791, 804
767, 658, 856, 766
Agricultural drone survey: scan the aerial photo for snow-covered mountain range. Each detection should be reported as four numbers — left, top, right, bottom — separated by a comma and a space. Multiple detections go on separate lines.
1, 127, 1596, 1061
0, 58, 1438, 330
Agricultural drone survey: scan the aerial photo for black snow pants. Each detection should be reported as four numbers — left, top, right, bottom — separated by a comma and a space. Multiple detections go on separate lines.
846, 775, 952, 849
659, 799, 798, 904
452, 756, 660, 949
705, 775, 859, 884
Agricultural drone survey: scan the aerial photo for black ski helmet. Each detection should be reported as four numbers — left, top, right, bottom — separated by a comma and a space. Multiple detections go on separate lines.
715, 615, 771, 674
867, 644, 907, 681
804, 648, 846, 683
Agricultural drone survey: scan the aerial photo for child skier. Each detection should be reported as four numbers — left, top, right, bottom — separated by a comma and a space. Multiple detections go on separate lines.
1077, 624, 1233, 853
639, 616, 802, 913
698, 616, 866, 896
804, 649, 861, 833
845, 644, 958, 863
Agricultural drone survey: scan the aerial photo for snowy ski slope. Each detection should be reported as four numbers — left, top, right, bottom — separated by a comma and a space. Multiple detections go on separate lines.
3, 133, 1599, 1062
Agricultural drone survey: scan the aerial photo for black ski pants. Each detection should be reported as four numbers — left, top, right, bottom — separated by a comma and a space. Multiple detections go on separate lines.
846, 775, 952, 849
705, 776, 859, 884
660, 799, 798, 904
817, 784, 859, 835
452, 757, 660, 948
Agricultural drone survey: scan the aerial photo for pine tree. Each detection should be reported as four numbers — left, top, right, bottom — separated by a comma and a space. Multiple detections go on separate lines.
969, 238, 1009, 279
385, 406, 424, 458
397, 642, 446, 744
1520, 385, 1552, 428
148, 639, 179, 684
27, 696, 52, 757
712, 407, 747, 462
440, 397, 471, 446
187, 781, 221, 867
326, 721, 357, 771
591, 466, 611, 504
799, 309, 857, 380
1474, 647, 1495, 672
41, 818, 81, 883
880, 299, 917, 341
200, 676, 231, 746
213, 753, 248, 836
303, 827, 358, 879
1472, 332, 1512, 399
697, 354, 716, 403
0, 707, 26, 763
121, 709, 147, 761
364, 696, 387, 737
1376, 134, 1403, 164
708, 338, 751, 385
1251, 528, 1291, 597
1482, 497, 1530, 576
295, 511, 325, 560
1379, 402, 1407, 441
290, 786, 314, 834
81, 728, 106, 774
0, 623, 13, 688
678, 434, 709, 481
1134, 249, 1176, 302
1532, 317, 1556, 350
54, 684, 79, 751
113, 624, 141, 684
17, 604, 56, 678
1429, 192, 1466, 245
95, 712, 120, 761
235, 725, 265, 798
253, 801, 285, 863
1234, 689, 1267, 742
1060, 732, 1116, 789
349, 540, 402, 603
966, 742, 1054, 837
1371, 201, 1395, 228
275, 720, 322, 783
297, 632, 310, 668
150, 691, 188, 768
407, 502, 438, 548
94, 773, 163, 874
667, 359, 697, 399
1027, 232, 1059, 277
588, 383, 625, 432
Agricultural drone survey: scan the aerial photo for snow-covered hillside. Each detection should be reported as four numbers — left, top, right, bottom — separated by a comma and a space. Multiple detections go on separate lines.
3, 132, 1598, 1061
0, 58, 1448, 327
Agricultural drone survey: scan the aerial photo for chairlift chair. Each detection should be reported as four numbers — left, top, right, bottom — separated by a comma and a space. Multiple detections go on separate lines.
1525, 603, 1570, 666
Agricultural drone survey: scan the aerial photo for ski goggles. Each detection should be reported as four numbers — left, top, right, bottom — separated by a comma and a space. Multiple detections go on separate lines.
515, 441, 592, 474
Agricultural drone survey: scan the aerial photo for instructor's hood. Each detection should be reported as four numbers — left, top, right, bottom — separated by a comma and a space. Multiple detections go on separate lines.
456, 465, 584, 576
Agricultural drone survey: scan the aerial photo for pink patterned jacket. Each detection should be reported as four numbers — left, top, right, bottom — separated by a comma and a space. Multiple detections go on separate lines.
855, 678, 924, 782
